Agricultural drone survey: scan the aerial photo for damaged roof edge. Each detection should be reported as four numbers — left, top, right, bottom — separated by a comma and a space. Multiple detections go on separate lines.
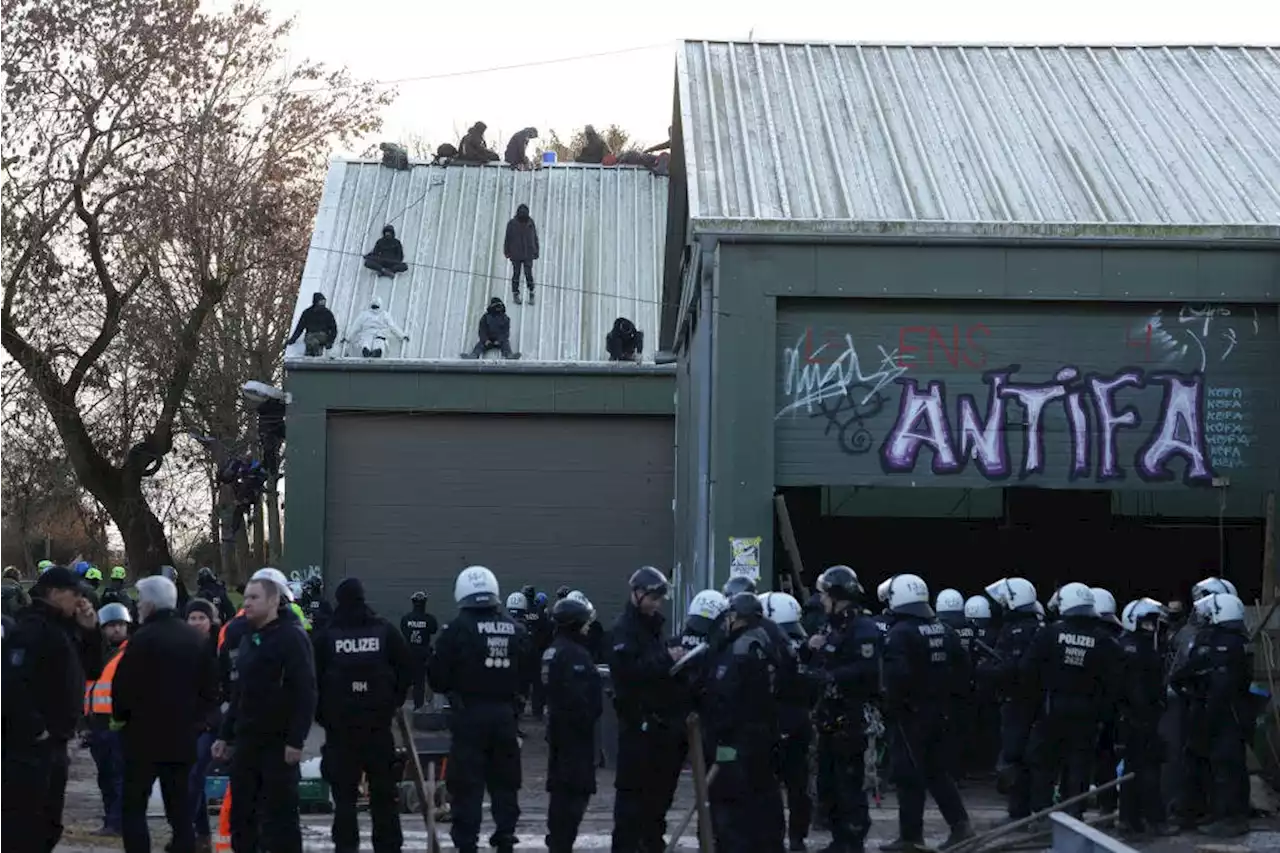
285, 357, 678, 376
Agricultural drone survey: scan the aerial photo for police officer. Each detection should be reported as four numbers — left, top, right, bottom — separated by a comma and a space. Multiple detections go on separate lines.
722, 574, 757, 597
314, 578, 414, 853
542, 596, 603, 853
1020, 582, 1123, 818
699, 593, 783, 852
301, 576, 333, 633
506, 592, 536, 716
1, 566, 104, 852
881, 575, 974, 852
212, 575, 317, 853
808, 564, 881, 853
1091, 587, 1124, 812
1169, 592, 1252, 837
1116, 598, 1173, 838
400, 592, 439, 710
934, 589, 973, 781
760, 591, 816, 852
977, 577, 1041, 822
526, 591, 553, 719
568, 590, 606, 664
609, 566, 687, 853
428, 566, 528, 853
680, 590, 730, 651
964, 595, 999, 778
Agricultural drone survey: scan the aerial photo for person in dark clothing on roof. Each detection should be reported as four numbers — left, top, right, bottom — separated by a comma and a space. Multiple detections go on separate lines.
286, 292, 338, 356
504, 127, 539, 169
606, 317, 644, 362
363, 225, 410, 277
1, 566, 104, 853
213, 576, 316, 853
457, 122, 499, 164
504, 204, 539, 305
462, 296, 521, 360
575, 125, 608, 164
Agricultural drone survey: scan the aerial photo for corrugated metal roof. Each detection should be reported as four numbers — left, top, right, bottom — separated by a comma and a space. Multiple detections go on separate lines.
677, 42, 1280, 239
289, 160, 667, 363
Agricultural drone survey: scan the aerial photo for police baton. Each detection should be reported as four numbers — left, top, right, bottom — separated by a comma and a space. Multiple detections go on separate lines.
670, 641, 710, 676
973, 638, 1004, 663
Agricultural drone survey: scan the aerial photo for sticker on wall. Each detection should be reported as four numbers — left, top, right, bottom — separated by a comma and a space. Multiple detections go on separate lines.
728, 537, 762, 580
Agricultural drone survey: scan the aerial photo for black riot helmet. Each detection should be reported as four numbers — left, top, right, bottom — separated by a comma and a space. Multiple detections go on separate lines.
628, 566, 669, 598
728, 591, 763, 619
411, 591, 427, 605
721, 575, 757, 597
555, 585, 571, 600
521, 584, 537, 601
552, 597, 592, 630
305, 576, 324, 596
198, 567, 216, 583
817, 564, 862, 601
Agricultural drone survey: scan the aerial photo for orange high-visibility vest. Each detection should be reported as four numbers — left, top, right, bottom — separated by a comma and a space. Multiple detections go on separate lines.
218, 609, 245, 652
214, 785, 233, 851
84, 641, 128, 716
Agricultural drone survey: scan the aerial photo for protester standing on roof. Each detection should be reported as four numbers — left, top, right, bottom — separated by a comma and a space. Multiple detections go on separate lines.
504, 204, 539, 305
213, 574, 317, 853
1, 566, 104, 852
286, 292, 339, 357
113, 576, 220, 853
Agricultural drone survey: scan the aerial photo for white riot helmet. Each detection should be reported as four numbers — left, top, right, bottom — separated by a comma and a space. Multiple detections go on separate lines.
505, 592, 528, 612
98, 602, 133, 625
1056, 582, 1096, 617
1033, 601, 1046, 621
566, 590, 595, 621
288, 581, 304, 601
1091, 588, 1120, 625
964, 595, 992, 620
1201, 593, 1246, 626
1191, 577, 1237, 601
454, 565, 500, 608
985, 577, 1038, 612
686, 589, 729, 635
1121, 598, 1165, 633
884, 574, 932, 617
251, 567, 294, 601
759, 592, 806, 640
876, 578, 892, 603
935, 588, 965, 614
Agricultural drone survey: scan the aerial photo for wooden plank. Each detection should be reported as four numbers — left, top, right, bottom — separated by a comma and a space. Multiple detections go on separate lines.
1263, 491, 1276, 604
773, 494, 810, 600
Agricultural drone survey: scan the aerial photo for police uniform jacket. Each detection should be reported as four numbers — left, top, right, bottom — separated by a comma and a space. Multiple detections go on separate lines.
1118, 629, 1165, 728
703, 620, 780, 784
812, 605, 882, 731
314, 604, 415, 729
220, 613, 316, 749
542, 631, 603, 793
1169, 623, 1253, 734
2, 598, 103, 744
1020, 614, 1123, 717
978, 610, 1041, 702
608, 601, 686, 730
428, 606, 528, 704
883, 613, 969, 717
400, 607, 440, 658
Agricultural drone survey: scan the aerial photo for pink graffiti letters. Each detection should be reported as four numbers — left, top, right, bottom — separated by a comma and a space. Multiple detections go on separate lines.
880, 365, 1214, 485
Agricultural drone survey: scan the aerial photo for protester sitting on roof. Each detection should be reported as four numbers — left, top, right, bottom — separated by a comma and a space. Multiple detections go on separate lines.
575, 125, 608, 164
504, 203, 539, 305
378, 142, 410, 171
504, 127, 539, 169
456, 122, 499, 163
606, 318, 644, 362
363, 225, 409, 278
343, 295, 408, 358
615, 150, 670, 177
432, 143, 457, 166
286, 292, 338, 356
461, 297, 520, 360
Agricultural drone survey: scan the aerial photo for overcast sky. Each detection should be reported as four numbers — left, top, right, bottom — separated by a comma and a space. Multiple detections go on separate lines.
257, 0, 1279, 155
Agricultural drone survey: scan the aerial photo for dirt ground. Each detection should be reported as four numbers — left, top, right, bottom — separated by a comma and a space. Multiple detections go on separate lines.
56, 715, 1280, 852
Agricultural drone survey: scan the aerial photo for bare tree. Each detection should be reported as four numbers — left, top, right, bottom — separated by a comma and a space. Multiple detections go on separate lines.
2, 0, 390, 575
539, 124, 638, 162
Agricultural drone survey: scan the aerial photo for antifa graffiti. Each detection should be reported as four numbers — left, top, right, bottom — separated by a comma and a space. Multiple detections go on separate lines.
879, 365, 1215, 485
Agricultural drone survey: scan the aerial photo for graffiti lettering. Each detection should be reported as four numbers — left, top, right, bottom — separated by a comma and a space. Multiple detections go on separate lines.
817, 385, 888, 455
1128, 306, 1259, 370
291, 565, 322, 584
880, 365, 1214, 485
1205, 387, 1251, 471
778, 332, 911, 418
896, 324, 991, 368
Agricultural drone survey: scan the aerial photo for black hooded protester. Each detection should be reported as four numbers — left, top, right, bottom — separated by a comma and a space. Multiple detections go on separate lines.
196, 568, 237, 625
575, 125, 608, 164
363, 225, 410, 277
606, 317, 644, 362
504, 127, 539, 169
286, 292, 339, 356
457, 122, 499, 163
1, 566, 105, 853
314, 578, 415, 853
462, 296, 520, 360
503, 204, 539, 305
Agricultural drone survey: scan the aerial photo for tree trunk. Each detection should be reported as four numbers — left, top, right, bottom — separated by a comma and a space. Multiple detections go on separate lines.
111, 479, 175, 573
251, 495, 265, 567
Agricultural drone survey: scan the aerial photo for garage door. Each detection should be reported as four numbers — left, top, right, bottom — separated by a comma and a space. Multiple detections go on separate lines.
325, 413, 674, 625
